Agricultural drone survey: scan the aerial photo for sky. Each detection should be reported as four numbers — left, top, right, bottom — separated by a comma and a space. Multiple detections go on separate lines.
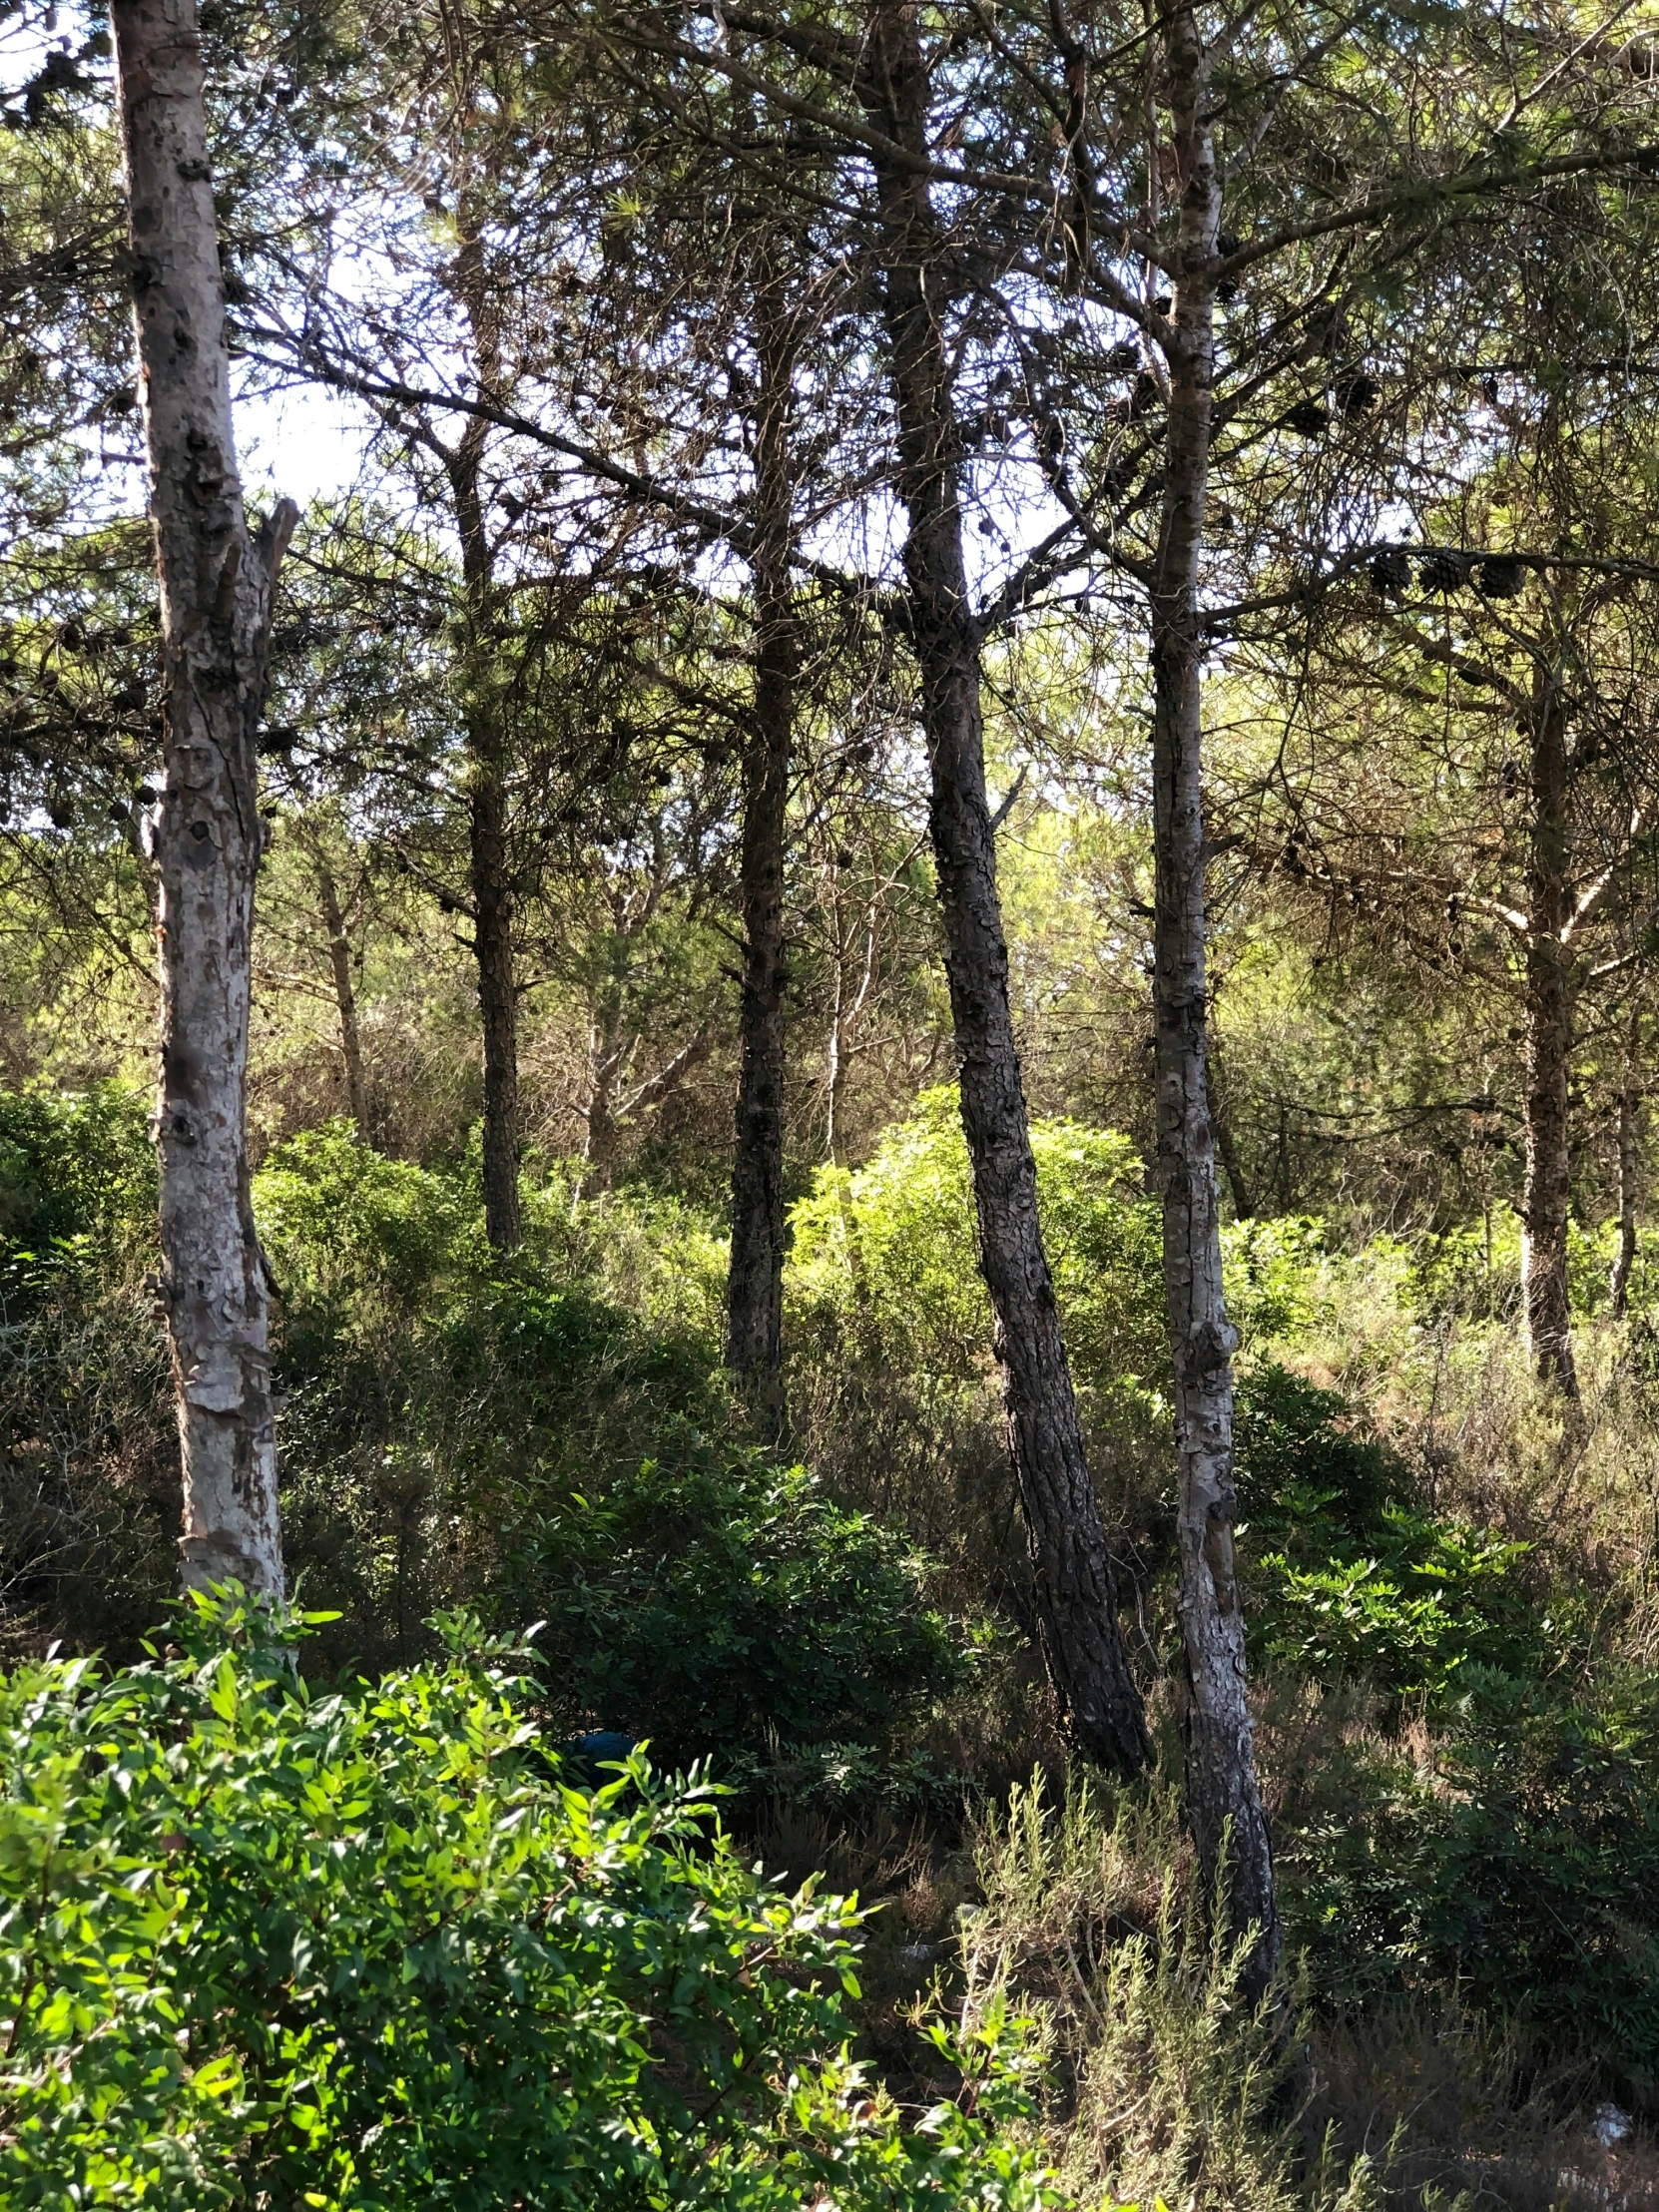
3, 4, 371, 513
236, 380, 375, 512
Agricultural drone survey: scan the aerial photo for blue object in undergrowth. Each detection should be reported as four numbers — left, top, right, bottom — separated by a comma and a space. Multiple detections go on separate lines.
557, 1729, 638, 1785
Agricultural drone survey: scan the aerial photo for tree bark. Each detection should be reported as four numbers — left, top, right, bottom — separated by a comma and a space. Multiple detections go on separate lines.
113, 0, 290, 1598
312, 850, 368, 1135
727, 284, 797, 1436
1612, 1008, 1641, 1319
445, 251, 521, 1250
467, 738, 521, 1248
1521, 677, 1578, 1397
858, 0, 1149, 1777
1149, 0, 1282, 2003
578, 993, 628, 1196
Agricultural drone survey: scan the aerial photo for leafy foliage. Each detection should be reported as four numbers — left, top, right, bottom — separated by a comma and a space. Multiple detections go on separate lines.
516, 1447, 967, 1777
0, 1087, 172, 1656
1236, 1365, 1546, 1705
0, 1084, 153, 1313
789, 1086, 1168, 1413
1284, 1670, 1659, 2081
0, 1594, 1057, 2210
255, 1126, 968, 1783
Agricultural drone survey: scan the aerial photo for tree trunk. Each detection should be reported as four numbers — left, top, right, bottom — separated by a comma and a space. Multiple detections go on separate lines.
113, 0, 290, 1598
1209, 1040, 1256, 1220
1149, 0, 1282, 2003
826, 875, 877, 1169
578, 998, 628, 1197
1612, 1008, 1641, 1319
1522, 678, 1578, 1397
468, 747, 521, 1247
858, 0, 1149, 1777
445, 370, 521, 1245
727, 285, 797, 1435
312, 850, 368, 1135
442, 226, 522, 1251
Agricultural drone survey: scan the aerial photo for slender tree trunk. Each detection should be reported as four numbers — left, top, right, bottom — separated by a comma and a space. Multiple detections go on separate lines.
579, 1000, 627, 1197
727, 286, 797, 1434
1149, 0, 1281, 2003
468, 743, 521, 1246
1612, 1008, 1641, 1318
113, 0, 291, 1597
1209, 1040, 1256, 1220
312, 851, 368, 1134
445, 229, 521, 1251
858, 0, 1149, 1776
827, 889, 877, 1169
826, 881, 849, 1167
1522, 679, 1578, 1397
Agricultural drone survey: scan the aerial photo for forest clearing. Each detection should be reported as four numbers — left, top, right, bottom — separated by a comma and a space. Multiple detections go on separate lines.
4, 0, 1659, 2201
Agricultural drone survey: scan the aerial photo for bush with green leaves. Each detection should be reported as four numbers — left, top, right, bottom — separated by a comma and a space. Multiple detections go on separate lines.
1282, 1666, 1659, 2080
784, 1092, 1175, 1616
0, 1083, 153, 1315
255, 1128, 967, 1773
0, 1594, 1058, 2210
1235, 1364, 1550, 1707
0, 1087, 173, 1657
788, 1087, 1168, 1416
255, 1127, 735, 1670
515, 1445, 969, 1780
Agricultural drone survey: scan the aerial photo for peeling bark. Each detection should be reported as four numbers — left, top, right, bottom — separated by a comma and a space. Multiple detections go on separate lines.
113, 0, 290, 1597
1149, 0, 1281, 2001
727, 284, 798, 1436
1521, 678, 1578, 1397
858, 0, 1149, 1777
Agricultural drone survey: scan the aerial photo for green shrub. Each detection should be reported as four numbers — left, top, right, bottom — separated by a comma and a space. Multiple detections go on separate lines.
964, 1771, 1378, 2212
252, 1130, 732, 1671
1236, 1366, 1545, 1706
1234, 1362, 1397, 1551
788, 1087, 1167, 1415
1220, 1215, 1331, 1348
0, 1085, 153, 1313
0, 1088, 173, 1656
1283, 1669, 1659, 2076
0, 1594, 1057, 2210
257, 1121, 481, 1316
514, 1445, 969, 1779
257, 1125, 720, 1454
254, 1130, 971, 1774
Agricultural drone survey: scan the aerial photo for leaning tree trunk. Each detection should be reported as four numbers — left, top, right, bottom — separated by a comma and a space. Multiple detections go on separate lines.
727, 281, 798, 1437
1521, 677, 1578, 1397
1148, 0, 1282, 2004
114, 0, 290, 1597
858, 0, 1149, 1776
